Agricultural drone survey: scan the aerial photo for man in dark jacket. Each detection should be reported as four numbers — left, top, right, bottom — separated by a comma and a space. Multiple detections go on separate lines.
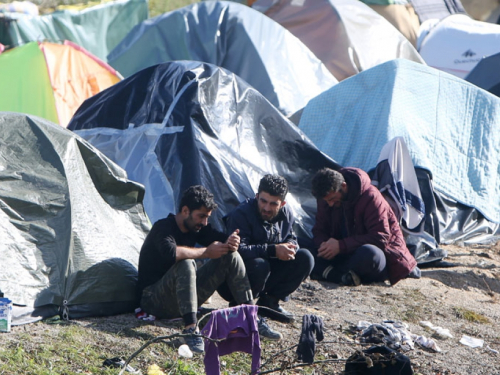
221, 174, 315, 321
310, 167, 418, 286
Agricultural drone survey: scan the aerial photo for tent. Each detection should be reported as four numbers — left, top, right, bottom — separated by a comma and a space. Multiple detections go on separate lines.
409, 0, 466, 22
107, 1, 337, 117
418, 14, 500, 78
0, 112, 150, 324
68, 60, 340, 236
465, 51, 500, 94
251, 0, 424, 81
0, 0, 148, 61
298, 59, 500, 244
0, 41, 121, 127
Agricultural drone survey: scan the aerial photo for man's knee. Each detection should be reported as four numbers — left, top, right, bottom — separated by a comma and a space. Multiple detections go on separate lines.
222, 250, 245, 268
295, 248, 315, 274
174, 259, 197, 277
245, 257, 271, 278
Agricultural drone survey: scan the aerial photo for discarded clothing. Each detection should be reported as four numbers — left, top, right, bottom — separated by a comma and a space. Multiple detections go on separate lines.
357, 320, 414, 351
201, 305, 261, 375
296, 314, 324, 364
345, 345, 414, 375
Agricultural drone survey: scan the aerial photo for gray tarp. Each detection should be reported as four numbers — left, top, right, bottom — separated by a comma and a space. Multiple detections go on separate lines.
0, 112, 150, 324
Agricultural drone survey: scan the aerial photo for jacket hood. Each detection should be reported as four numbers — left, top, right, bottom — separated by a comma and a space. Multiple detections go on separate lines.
341, 167, 372, 204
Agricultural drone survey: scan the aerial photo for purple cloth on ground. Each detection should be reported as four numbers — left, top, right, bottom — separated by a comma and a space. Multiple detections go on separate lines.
201, 305, 261, 375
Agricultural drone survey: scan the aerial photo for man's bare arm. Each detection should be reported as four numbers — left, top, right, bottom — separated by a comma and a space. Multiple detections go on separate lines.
175, 242, 230, 262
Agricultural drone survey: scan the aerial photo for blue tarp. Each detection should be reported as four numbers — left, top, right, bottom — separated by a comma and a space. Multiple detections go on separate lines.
299, 59, 500, 224
68, 61, 339, 236
107, 1, 337, 116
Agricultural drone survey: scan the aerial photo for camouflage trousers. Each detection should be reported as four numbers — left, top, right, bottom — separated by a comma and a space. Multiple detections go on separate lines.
140, 251, 253, 319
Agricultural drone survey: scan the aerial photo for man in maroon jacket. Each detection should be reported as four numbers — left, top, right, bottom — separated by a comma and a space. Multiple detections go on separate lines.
310, 167, 419, 286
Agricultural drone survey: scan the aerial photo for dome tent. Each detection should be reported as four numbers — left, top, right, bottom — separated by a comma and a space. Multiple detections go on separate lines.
107, 0, 337, 117
299, 59, 500, 244
0, 41, 121, 127
68, 60, 340, 237
0, 113, 150, 324
251, 0, 424, 81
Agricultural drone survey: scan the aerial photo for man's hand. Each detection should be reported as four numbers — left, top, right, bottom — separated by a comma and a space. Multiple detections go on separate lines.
318, 238, 340, 260
275, 243, 297, 261
226, 229, 240, 252
204, 242, 230, 259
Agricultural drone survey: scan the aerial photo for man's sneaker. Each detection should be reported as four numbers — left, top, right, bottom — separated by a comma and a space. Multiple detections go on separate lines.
179, 327, 204, 354
257, 294, 295, 323
258, 316, 282, 341
407, 266, 421, 279
341, 270, 361, 286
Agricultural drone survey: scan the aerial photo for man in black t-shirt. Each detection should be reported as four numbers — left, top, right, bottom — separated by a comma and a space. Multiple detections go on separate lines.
137, 185, 280, 353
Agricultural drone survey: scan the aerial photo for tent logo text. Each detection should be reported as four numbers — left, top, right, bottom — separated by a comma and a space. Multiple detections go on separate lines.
454, 49, 481, 64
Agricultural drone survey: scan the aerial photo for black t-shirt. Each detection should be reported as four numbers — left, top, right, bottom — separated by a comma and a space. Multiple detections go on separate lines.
136, 214, 228, 300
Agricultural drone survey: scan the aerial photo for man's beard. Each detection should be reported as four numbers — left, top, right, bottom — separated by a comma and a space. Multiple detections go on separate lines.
259, 209, 277, 222
184, 215, 203, 232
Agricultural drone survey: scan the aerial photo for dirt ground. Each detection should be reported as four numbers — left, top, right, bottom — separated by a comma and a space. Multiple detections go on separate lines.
3, 243, 500, 374
260, 242, 500, 374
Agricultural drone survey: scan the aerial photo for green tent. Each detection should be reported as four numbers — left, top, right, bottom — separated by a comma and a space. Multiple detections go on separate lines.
0, 0, 148, 61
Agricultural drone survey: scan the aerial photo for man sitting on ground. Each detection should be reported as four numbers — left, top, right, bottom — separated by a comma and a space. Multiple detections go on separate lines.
310, 167, 419, 286
137, 185, 280, 353
220, 174, 314, 322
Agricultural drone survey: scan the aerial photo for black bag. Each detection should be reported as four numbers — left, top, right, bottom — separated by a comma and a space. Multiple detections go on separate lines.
344, 345, 413, 375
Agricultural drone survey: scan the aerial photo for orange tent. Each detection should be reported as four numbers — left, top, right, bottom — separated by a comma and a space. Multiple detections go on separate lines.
0, 41, 121, 127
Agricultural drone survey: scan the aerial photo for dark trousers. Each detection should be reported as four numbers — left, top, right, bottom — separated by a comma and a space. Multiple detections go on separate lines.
218, 248, 314, 302
313, 244, 388, 284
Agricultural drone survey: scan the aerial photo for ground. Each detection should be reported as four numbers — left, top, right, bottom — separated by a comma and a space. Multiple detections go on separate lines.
1, 243, 499, 374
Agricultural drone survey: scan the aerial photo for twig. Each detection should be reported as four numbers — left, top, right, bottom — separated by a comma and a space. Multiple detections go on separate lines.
258, 358, 350, 374
258, 343, 298, 370
118, 306, 293, 375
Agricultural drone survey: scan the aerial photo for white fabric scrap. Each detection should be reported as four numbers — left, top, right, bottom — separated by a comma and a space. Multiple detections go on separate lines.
419, 321, 454, 339
460, 335, 484, 348
411, 334, 442, 352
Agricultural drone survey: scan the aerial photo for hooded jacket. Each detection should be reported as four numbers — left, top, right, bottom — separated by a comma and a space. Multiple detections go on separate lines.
312, 167, 416, 284
225, 198, 298, 260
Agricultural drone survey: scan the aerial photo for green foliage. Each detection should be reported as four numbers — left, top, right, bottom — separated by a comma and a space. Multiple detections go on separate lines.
454, 307, 490, 324
148, 0, 200, 17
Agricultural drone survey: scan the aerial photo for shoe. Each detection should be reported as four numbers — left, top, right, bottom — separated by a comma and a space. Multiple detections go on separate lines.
341, 270, 361, 286
257, 294, 295, 323
179, 327, 204, 354
257, 316, 282, 341
407, 266, 421, 279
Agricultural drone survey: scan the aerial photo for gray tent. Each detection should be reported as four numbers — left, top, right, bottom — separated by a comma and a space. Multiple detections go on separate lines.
0, 113, 150, 324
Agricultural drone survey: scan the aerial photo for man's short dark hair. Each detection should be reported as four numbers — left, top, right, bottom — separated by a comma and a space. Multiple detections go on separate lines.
258, 174, 288, 200
178, 185, 218, 212
311, 168, 345, 199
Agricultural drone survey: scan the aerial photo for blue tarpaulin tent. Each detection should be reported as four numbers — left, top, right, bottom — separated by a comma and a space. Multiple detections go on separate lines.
107, 1, 337, 116
299, 59, 500, 226
68, 61, 339, 236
